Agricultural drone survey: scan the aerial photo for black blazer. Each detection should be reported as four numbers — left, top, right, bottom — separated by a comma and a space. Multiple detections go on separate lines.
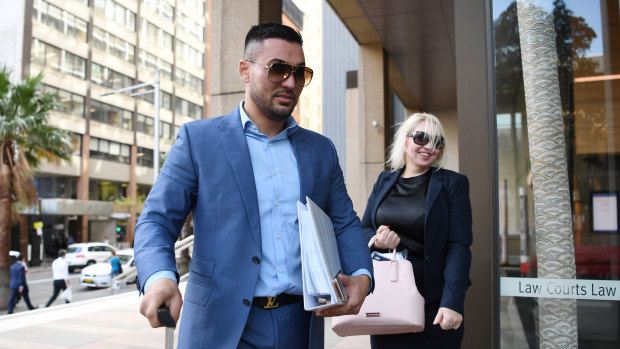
361, 167, 473, 314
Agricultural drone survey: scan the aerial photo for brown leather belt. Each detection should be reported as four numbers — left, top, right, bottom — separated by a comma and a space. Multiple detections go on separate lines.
252, 294, 303, 309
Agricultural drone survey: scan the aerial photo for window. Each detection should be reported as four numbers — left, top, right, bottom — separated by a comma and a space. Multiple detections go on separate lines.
93, 28, 135, 63
177, 12, 204, 41
136, 147, 154, 167
183, 0, 204, 13
176, 39, 204, 68
33, 0, 88, 42
174, 97, 203, 119
137, 114, 172, 139
141, 0, 174, 21
140, 19, 173, 51
175, 68, 203, 93
90, 100, 133, 131
94, 0, 136, 30
31, 39, 85, 79
91, 63, 134, 89
135, 87, 172, 110
494, 1, 620, 347
43, 85, 85, 117
138, 50, 172, 81
89, 136, 131, 164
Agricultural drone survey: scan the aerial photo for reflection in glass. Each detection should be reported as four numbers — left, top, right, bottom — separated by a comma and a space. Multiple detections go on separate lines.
494, 0, 620, 347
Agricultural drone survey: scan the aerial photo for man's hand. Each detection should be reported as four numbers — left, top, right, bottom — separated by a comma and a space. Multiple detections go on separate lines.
140, 278, 183, 328
315, 274, 370, 317
433, 307, 463, 330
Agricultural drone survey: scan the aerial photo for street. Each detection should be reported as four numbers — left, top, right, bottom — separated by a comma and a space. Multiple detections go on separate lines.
2, 266, 137, 315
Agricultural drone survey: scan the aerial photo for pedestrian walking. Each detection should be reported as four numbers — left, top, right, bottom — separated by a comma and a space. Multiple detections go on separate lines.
45, 249, 71, 307
8, 254, 37, 313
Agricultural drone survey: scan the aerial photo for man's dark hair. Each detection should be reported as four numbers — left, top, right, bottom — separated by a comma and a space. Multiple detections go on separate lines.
58, 249, 66, 257
244, 22, 303, 57
17, 254, 24, 261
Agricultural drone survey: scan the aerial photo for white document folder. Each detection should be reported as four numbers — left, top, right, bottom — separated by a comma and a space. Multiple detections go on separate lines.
297, 197, 348, 311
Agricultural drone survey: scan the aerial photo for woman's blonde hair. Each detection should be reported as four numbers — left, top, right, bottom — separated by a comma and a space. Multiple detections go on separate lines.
387, 112, 448, 171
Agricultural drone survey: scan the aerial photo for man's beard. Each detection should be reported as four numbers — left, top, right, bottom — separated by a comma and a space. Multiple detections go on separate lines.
249, 84, 297, 122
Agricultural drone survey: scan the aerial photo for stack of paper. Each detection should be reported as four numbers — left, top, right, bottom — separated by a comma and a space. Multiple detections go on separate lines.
297, 197, 348, 311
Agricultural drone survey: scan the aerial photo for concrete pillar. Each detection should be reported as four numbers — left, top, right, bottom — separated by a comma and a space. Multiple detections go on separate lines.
209, 0, 282, 117
126, 144, 138, 245
454, 0, 498, 347
77, 134, 90, 242
349, 43, 387, 211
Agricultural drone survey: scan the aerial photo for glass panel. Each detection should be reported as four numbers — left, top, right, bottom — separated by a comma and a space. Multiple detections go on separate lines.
494, 0, 620, 347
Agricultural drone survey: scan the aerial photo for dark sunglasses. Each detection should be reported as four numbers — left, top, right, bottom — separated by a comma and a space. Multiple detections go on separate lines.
245, 59, 313, 87
407, 131, 445, 149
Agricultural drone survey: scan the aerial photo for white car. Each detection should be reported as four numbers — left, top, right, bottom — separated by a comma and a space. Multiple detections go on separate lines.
80, 249, 135, 288
66, 242, 117, 272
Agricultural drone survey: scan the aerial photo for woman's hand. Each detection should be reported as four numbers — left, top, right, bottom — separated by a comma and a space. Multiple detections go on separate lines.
374, 225, 400, 249
433, 307, 463, 330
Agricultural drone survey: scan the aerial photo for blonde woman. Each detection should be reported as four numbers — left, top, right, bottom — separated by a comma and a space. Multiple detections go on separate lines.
361, 113, 473, 348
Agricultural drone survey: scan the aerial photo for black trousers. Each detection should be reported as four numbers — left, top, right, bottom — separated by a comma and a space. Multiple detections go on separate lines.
7, 285, 36, 313
45, 279, 69, 307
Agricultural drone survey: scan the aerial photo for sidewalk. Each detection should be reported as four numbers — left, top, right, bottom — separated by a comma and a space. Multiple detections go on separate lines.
0, 281, 369, 349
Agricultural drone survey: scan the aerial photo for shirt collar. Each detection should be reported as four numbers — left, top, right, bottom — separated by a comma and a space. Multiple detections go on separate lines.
239, 100, 299, 137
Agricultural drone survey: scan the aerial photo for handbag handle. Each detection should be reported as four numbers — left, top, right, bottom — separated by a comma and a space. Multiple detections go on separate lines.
368, 235, 400, 282
368, 235, 399, 261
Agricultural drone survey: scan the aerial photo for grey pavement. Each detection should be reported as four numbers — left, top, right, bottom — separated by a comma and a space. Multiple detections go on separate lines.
0, 281, 370, 349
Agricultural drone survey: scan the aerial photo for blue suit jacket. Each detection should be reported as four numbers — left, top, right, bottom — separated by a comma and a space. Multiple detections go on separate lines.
361, 167, 472, 314
134, 107, 373, 349
9, 262, 27, 290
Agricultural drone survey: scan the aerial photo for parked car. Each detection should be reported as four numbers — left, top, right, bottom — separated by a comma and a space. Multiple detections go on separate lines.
66, 242, 117, 272
80, 249, 135, 288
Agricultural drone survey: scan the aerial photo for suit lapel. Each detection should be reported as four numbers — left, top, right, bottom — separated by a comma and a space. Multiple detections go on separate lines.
289, 130, 313, 203
370, 169, 402, 228
217, 108, 261, 245
425, 168, 444, 247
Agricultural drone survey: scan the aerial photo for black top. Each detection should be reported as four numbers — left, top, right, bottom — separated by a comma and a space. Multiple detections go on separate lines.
375, 170, 431, 257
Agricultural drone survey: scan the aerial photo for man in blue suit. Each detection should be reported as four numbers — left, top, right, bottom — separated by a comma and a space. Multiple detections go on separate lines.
8, 254, 37, 313
134, 23, 373, 349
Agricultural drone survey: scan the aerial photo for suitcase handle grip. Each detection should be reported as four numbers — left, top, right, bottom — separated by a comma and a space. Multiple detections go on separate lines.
157, 306, 176, 328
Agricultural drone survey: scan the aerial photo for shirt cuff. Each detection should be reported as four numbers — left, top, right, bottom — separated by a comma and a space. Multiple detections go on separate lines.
144, 271, 177, 293
351, 268, 373, 294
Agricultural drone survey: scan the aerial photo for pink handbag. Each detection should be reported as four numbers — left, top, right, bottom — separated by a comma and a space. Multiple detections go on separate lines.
331, 237, 425, 336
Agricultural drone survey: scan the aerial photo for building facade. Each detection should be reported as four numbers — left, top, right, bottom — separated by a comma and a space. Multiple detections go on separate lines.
1, 0, 209, 260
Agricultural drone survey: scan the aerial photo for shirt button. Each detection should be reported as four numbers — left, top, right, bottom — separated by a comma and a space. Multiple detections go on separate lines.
252, 256, 260, 264
267, 143, 272, 147
275, 201, 280, 206
273, 171, 277, 175
276, 234, 280, 239
279, 268, 283, 273
243, 299, 251, 306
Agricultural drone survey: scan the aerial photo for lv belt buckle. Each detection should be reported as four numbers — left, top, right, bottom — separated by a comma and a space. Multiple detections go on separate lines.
264, 296, 279, 309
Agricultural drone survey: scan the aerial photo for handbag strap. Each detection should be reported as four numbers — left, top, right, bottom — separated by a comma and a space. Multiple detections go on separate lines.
368, 235, 398, 262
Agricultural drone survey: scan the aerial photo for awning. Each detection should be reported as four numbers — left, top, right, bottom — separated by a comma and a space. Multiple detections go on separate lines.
40, 198, 114, 216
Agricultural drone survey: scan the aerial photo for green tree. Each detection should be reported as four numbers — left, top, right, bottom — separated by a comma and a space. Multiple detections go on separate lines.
0, 67, 72, 309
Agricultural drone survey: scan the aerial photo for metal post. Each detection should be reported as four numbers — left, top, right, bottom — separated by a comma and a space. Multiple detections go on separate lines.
153, 69, 160, 183
100, 70, 161, 185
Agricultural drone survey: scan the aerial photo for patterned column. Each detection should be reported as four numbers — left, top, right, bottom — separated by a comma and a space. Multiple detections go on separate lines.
516, 1, 578, 347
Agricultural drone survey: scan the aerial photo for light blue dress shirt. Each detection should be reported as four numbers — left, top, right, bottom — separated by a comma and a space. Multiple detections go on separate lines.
145, 101, 370, 295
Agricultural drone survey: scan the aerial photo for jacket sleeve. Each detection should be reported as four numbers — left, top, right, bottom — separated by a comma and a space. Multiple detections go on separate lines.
440, 173, 473, 314
134, 123, 198, 292
321, 138, 374, 281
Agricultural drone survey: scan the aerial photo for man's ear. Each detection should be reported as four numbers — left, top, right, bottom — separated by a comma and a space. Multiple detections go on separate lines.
239, 59, 250, 83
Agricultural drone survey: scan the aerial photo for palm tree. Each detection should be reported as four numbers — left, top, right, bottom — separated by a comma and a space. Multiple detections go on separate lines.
516, 1, 578, 347
0, 67, 72, 309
